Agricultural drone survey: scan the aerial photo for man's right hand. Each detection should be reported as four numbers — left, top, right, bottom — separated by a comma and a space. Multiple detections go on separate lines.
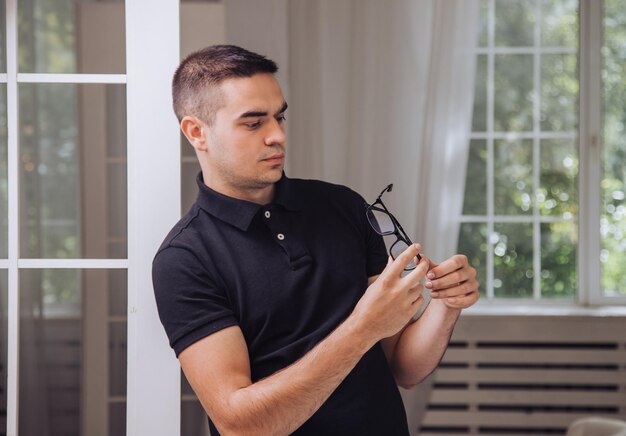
350, 243, 429, 343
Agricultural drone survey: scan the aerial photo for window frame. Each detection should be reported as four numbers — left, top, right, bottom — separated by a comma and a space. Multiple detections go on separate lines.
578, 0, 626, 305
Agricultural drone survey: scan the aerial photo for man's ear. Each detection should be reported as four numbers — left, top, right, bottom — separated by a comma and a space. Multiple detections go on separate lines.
180, 116, 209, 152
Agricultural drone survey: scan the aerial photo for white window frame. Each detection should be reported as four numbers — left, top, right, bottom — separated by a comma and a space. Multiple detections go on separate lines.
578, 0, 626, 306
4, 1, 182, 435
462, 0, 626, 307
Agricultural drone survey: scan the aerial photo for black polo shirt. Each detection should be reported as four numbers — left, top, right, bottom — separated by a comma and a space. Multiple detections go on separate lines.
152, 173, 409, 435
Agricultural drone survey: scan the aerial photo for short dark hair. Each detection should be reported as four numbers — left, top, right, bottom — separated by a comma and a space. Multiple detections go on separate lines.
172, 45, 278, 124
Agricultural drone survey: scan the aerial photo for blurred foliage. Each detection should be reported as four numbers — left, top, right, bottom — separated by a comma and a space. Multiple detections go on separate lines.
541, 54, 578, 131
494, 54, 534, 131
18, 1, 80, 306
496, 0, 535, 47
494, 139, 533, 215
541, 222, 577, 297
541, 0, 579, 47
472, 56, 488, 132
462, 140, 487, 215
539, 139, 578, 217
19, 0, 76, 73
493, 223, 534, 298
459, 223, 488, 296
462, 0, 582, 299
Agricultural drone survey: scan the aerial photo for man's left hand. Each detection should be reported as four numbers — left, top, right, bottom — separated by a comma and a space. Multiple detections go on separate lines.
425, 255, 479, 309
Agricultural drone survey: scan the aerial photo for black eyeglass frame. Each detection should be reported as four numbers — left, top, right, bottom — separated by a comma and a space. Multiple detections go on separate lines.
366, 184, 422, 269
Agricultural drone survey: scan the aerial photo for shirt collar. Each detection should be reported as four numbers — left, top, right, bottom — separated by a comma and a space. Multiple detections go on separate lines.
272, 172, 303, 212
195, 172, 302, 231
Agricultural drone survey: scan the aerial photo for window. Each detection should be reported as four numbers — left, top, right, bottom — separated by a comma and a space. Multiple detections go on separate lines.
459, 0, 626, 304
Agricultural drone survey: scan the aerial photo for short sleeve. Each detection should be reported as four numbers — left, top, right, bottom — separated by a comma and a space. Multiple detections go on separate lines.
152, 246, 238, 356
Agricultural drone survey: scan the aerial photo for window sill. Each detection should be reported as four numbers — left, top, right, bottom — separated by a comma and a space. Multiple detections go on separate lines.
462, 302, 626, 317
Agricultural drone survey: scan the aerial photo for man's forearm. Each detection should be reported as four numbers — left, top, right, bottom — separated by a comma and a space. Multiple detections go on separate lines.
220, 316, 376, 435
389, 299, 460, 389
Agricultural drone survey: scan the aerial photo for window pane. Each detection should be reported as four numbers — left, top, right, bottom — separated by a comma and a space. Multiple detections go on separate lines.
19, 269, 127, 436
108, 271, 126, 436
0, 269, 7, 435
478, 0, 488, 47
472, 55, 487, 132
493, 223, 534, 298
182, 371, 210, 435
495, 0, 535, 47
458, 223, 487, 296
109, 321, 126, 396
494, 139, 533, 215
539, 139, 578, 217
18, 0, 125, 74
541, 222, 576, 298
182, 133, 201, 214
182, 399, 210, 436
541, 0, 578, 47
20, 84, 127, 258
462, 140, 487, 215
541, 54, 578, 132
494, 54, 534, 131
109, 402, 126, 436
0, 85, 6, 258
0, 0, 5, 73
602, 0, 626, 296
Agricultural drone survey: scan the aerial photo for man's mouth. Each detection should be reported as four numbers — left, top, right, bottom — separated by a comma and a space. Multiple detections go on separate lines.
262, 154, 285, 163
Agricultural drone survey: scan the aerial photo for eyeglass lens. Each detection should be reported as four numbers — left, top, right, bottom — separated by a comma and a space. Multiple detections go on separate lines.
367, 208, 395, 235
390, 239, 417, 270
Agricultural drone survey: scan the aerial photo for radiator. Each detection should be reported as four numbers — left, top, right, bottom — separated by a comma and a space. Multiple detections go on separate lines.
419, 314, 626, 435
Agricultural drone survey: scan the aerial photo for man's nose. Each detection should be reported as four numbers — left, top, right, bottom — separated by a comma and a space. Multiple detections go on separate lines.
264, 118, 286, 146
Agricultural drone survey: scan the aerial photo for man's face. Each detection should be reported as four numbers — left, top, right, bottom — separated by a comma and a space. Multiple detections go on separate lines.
203, 73, 287, 193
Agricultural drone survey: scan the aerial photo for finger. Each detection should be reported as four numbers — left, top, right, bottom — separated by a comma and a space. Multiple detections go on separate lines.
444, 289, 480, 309
430, 279, 478, 299
385, 243, 422, 277
404, 255, 429, 286
426, 254, 468, 281
426, 267, 476, 291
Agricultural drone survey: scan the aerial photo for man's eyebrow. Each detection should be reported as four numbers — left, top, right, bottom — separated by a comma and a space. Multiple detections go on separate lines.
277, 101, 288, 114
237, 101, 288, 119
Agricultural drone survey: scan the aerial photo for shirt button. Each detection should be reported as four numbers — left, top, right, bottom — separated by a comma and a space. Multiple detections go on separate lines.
264, 211, 271, 219
277, 233, 285, 240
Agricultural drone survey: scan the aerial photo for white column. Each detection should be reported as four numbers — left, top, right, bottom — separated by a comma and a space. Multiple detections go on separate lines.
125, 2, 181, 435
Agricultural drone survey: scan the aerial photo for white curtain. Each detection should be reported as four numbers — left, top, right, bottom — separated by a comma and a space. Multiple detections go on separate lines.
288, 0, 479, 431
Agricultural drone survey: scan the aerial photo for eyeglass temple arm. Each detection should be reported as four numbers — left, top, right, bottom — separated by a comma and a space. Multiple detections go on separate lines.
376, 183, 393, 201
385, 210, 422, 260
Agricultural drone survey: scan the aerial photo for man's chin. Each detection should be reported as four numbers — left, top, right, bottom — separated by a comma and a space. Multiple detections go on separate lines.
266, 166, 285, 180
251, 168, 283, 188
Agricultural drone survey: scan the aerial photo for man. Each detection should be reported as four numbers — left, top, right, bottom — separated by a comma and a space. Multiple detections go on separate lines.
153, 45, 479, 435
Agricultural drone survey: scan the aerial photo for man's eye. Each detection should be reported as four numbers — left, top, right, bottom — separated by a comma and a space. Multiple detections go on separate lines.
277, 115, 287, 123
245, 121, 261, 129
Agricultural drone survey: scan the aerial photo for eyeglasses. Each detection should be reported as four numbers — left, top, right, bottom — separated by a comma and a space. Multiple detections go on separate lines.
366, 184, 421, 270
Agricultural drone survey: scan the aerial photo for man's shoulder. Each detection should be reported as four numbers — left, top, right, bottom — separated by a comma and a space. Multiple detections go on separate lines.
153, 203, 205, 261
